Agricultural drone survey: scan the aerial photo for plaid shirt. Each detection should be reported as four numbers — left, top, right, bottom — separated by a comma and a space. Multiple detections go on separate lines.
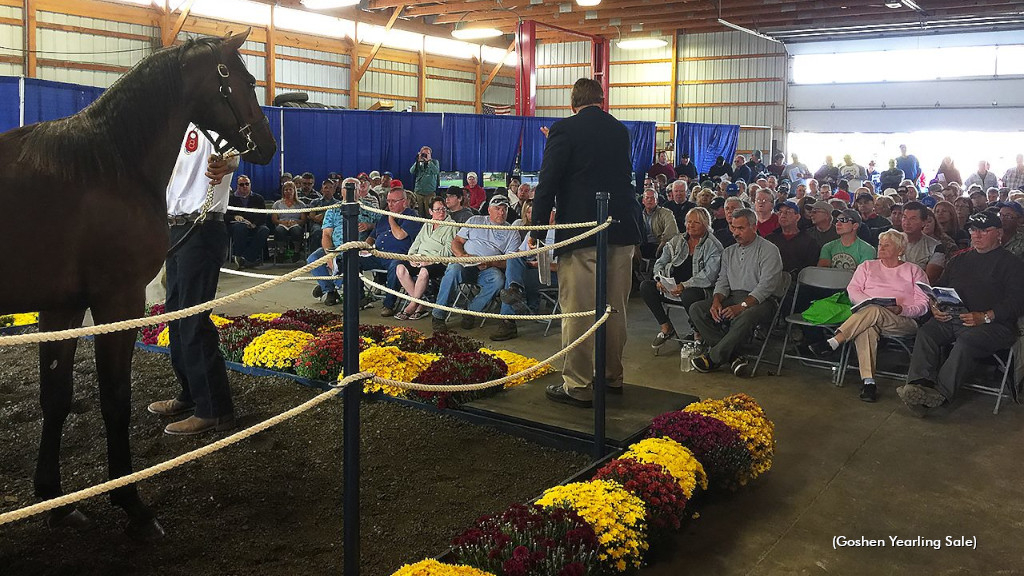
1003, 166, 1024, 191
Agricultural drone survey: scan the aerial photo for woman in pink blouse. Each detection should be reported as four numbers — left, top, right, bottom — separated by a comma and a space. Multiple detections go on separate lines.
809, 229, 930, 402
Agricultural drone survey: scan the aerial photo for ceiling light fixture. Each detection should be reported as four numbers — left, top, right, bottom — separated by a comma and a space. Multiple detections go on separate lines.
576, 0, 601, 6
300, 0, 360, 9
717, 18, 782, 44
617, 37, 667, 50
451, 23, 504, 39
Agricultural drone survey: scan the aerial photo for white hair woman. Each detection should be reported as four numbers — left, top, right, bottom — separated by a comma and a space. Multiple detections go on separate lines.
808, 229, 930, 402
642, 207, 724, 349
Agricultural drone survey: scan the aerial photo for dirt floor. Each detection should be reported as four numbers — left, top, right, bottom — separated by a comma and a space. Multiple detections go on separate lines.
0, 340, 590, 576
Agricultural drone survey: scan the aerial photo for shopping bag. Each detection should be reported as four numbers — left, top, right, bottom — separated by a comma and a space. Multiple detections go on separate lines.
801, 292, 851, 325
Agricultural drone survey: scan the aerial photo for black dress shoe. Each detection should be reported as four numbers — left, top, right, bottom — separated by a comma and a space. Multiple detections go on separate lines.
807, 340, 835, 358
859, 383, 877, 402
545, 383, 592, 408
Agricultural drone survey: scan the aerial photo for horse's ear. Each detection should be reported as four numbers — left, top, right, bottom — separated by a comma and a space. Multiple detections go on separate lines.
223, 28, 251, 52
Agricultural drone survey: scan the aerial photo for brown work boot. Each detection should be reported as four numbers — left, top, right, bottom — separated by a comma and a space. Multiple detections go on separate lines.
163, 414, 236, 436
490, 320, 518, 341
147, 398, 195, 417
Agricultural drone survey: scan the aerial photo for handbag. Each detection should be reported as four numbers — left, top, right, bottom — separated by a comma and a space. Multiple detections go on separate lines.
801, 292, 852, 325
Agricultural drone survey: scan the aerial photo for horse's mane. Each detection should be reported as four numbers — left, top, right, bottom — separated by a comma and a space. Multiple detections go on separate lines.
17, 36, 223, 181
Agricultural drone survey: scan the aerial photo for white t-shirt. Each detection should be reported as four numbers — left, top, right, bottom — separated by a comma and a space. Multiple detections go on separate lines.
165, 123, 234, 216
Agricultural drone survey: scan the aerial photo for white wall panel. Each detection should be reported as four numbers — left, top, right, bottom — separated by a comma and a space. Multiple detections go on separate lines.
482, 84, 513, 106
37, 66, 121, 88
0, 22, 23, 75
425, 78, 473, 102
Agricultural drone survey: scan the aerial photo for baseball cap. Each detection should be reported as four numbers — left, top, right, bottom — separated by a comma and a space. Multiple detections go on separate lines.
811, 201, 833, 213
357, 172, 369, 180
369, 170, 381, 179
383, 171, 393, 177
776, 200, 799, 213
390, 179, 403, 189
489, 194, 511, 207
883, 188, 897, 197
969, 189, 987, 199
967, 211, 1002, 230
837, 209, 862, 224
928, 182, 943, 193
996, 201, 1024, 216
710, 197, 725, 210
855, 193, 875, 204
726, 183, 739, 196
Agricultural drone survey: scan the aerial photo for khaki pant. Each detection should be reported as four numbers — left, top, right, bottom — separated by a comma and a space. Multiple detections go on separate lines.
558, 245, 634, 401
838, 305, 918, 380
412, 193, 433, 217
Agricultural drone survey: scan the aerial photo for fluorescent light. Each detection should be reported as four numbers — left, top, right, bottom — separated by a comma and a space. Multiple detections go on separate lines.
717, 18, 782, 44
616, 38, 667, 50
451, 26, 503, 40
576, 0, 601, 6
300, 0, 360, 9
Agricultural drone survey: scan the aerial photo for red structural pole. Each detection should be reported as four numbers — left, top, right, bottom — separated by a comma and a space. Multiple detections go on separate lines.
591, 37, 610, 112
515, 19, 537, 117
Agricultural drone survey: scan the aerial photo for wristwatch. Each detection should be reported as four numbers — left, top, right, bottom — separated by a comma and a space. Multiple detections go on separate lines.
984, 312, 992, 324
740, 301, 749, 309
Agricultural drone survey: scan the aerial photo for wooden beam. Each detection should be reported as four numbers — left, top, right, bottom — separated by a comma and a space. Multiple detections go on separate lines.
480, 40, 514, 94
163, 0, 195, 47
24, 0, 34, 78
37, 58, 130, 74
35, 21, 153, 42
265, 4, 275, 106
417, 39, 425, 112
474, 57, 482, 113
669, 32, 678, 123
353, 4, 404, 84
426, 96, 474, 106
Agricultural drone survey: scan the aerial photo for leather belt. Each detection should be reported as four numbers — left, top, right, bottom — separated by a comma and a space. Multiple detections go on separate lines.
167, 212, 225, 227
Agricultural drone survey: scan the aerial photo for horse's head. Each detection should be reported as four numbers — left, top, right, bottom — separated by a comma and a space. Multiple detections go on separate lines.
185, 29, 276, 165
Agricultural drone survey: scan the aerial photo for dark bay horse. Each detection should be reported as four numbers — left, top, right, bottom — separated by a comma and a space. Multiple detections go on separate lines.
0, 30, 275, 538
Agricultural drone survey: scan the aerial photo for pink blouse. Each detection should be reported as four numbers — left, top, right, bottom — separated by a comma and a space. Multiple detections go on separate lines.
847, 259, 930, 318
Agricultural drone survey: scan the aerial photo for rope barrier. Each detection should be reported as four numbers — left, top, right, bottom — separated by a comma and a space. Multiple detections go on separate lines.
0, 373, 372, 526
358, 204, 601, 230
358, 275, 592, 321
371, 219, 611, 264
0, 242, 368, 347
228, 200, 600, 231
358, 306, 612, 393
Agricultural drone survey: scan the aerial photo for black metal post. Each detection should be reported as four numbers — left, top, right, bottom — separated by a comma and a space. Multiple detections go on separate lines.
341, 181, 361, 576
593, 192, 609, 461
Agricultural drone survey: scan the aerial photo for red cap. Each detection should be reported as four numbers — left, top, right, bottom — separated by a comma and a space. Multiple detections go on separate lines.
357, 172, 370, 180
390, 179, 403, 189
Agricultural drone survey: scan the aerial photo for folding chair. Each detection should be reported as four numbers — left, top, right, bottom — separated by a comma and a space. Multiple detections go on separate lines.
537, 287, 560, 337
774, 267, 855, 385
446, 282, 501, 327
965, 346, 1021, 415
750, 273, 793, 377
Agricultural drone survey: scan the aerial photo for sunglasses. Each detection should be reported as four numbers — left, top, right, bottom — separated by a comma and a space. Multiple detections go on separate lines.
836, 217, 857, 223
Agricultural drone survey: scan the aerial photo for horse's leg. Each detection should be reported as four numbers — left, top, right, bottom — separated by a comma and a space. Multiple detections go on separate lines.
91, 294, 165, 541
35, 308, 94, 531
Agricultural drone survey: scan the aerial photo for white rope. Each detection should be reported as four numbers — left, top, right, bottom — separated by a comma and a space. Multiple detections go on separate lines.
359, 203, 600, 230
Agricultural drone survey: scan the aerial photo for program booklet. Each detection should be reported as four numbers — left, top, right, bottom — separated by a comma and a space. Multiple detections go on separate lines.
850, 296, 898, 313
916, 282, 967, 313
654, 275, 683, 302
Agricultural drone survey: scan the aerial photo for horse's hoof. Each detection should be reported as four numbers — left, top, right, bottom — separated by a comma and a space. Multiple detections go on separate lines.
125, 517, 165, 541
44, 507, 95, 532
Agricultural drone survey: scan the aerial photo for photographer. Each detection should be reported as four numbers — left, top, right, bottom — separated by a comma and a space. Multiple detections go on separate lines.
410, 145, 440, 217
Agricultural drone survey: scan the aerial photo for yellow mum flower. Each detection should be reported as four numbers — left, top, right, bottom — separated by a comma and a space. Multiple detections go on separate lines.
241, 329, 315, 370
622, 437, 708, 499
358, 346, 439, 398
536, 480, 648, 572
479, 348, 554, 388
248, 312, 282, 322
389, 559, 495, 576
9, 312, 39, 326
684, 394, 776, 483
156, 326, 170, 348
210, 314, 233, 328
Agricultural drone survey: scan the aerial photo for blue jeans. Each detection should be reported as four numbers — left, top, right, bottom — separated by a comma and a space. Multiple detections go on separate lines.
307, 249, 400, 308
432, 263, 505, 320
501, 256, 558, 315
228, 221, 270, 264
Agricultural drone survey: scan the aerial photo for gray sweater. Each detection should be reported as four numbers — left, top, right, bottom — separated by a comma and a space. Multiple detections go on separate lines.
714, 235, 785, 303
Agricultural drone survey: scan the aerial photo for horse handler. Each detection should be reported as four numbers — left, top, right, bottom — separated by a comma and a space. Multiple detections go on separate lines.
148, 124, 237, 435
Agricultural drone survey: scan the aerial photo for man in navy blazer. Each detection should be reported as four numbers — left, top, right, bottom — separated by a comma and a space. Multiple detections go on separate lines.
530, 78, 642, 408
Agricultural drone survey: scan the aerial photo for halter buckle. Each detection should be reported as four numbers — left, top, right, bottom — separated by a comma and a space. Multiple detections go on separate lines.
217, 63, 230, 78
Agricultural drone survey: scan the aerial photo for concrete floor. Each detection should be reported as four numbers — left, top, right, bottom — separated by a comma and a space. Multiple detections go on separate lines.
213, 265, 1024, 575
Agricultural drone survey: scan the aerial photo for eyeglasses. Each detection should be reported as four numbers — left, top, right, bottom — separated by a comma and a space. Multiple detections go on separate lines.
430, 207, 446, 212
386, 198, 405, 204
836, 217, 856, 223
237, 182, 250, 186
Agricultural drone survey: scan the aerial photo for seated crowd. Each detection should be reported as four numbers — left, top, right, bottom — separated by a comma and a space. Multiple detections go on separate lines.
224, 148, 1024, 417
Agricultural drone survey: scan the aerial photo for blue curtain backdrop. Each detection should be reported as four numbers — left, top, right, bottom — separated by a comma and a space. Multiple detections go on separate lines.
675, 122, 740, 175
23, 78, 104, 125
0, 77, 19, 134
235, 106, 283, 198
440, 113, 524, 177
520, 115, 656, 183
281, 108, 443, 189
623, 120, 656, 178
519, 116, 560, 173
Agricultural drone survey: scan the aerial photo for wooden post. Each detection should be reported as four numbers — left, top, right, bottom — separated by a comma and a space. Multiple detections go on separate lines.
24, 0, 35, 78
348, 40, 359, 109
417, 42, 426, 112
670, 32, 678, 123
474, 56, 482, 114
265, 4, 276, 106
161, 0, 195, 47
